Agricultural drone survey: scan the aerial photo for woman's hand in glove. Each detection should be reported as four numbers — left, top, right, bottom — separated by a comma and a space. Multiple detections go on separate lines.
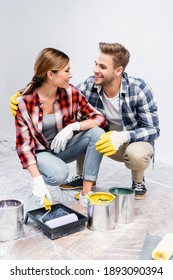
32, 175, 52, 206
51, 122, 80, 153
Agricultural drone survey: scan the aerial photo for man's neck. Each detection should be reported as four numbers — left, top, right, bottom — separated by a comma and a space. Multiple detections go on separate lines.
103, 77, 121, 98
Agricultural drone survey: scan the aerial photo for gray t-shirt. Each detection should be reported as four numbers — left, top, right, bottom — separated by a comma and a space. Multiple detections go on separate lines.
42, 114, 58, 144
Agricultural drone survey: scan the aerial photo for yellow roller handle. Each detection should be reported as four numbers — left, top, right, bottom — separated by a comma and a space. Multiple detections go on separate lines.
44, 195, 52, 210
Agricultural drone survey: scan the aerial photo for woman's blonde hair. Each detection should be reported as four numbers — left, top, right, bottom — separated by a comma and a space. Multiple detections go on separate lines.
21, 48, 69, 95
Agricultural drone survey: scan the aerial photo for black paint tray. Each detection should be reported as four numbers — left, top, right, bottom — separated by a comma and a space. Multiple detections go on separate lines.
25, 203, 87, 240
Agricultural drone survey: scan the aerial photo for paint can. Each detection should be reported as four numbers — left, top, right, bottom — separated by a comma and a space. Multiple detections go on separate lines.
109, 187, 135, 224
87, 192, 116, 231
0, 199, 24, 241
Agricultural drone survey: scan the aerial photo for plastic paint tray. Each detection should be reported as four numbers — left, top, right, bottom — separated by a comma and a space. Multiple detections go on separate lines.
25, 203, 87, 240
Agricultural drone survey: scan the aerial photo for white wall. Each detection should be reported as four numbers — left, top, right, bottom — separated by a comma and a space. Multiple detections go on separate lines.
1, 0, 173, 164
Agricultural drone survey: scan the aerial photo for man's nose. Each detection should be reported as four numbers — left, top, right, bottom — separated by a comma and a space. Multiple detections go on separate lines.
94, 65, 99, 73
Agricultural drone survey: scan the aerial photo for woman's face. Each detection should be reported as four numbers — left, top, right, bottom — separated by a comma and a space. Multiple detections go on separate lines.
51, 62, 72, 89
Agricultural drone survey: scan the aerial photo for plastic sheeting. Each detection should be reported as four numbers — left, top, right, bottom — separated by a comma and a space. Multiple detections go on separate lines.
0, 136, 173, 260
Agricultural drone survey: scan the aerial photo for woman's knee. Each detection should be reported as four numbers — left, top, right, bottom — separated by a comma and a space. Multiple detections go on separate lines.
89, 127, 105, 141
37, 153, 69, 186
45, 166, 69, 186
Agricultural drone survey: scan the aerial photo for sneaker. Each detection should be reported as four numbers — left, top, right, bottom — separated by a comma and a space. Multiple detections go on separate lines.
59, 176, 83, 190
132, 178, 147, 200
59, 175, 96, 190
79, 191, 93, 207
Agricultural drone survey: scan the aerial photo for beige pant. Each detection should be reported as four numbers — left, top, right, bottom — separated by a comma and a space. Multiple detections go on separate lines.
76, 142, 154, 182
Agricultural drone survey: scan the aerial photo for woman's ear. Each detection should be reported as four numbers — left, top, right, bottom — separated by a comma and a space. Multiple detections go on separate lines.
47, 70, 54, 80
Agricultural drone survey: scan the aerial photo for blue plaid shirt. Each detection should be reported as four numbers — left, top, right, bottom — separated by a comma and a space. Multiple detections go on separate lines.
77, 73, 160, 146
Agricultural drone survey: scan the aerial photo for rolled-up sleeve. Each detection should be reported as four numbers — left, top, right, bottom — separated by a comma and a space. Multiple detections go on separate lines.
77, 91, 106, 128
15, 110, 37, 169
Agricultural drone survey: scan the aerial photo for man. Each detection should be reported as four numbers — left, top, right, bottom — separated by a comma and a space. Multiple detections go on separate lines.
10, 42, 160, 200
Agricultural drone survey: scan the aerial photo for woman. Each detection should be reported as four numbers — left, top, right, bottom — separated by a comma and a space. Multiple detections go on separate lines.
15, 48, 106, 207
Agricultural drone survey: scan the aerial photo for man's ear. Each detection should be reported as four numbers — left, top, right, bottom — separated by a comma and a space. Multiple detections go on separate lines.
115, 66, 124, 77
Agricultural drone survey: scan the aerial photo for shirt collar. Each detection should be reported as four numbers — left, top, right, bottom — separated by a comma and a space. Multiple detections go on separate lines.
92, 73, 127, 97
93, 84, 104, 96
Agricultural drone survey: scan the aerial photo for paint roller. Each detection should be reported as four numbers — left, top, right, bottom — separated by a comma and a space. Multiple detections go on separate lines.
45, 213, 78, 228
152, 233, 173, 260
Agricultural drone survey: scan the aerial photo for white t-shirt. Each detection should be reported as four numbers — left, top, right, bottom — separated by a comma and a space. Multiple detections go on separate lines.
102, 92, 123, 131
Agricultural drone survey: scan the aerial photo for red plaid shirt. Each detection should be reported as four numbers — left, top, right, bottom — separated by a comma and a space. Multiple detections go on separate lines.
15, 84, 106, 169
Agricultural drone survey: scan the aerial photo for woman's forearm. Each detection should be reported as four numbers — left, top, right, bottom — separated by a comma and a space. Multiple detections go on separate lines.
27, 164, 41, 178
79, 119, 98, 130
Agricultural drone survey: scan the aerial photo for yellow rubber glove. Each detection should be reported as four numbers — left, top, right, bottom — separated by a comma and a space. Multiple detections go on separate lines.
96, 131, 116, 156
44, 195, 52, 210
10, 91, 21, 117
96, 131, 128, 157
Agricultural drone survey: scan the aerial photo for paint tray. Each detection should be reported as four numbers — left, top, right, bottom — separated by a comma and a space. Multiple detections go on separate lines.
25, 203, 87, 240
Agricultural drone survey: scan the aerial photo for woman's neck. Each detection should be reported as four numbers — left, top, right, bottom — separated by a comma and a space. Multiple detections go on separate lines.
38, 83, 57, 100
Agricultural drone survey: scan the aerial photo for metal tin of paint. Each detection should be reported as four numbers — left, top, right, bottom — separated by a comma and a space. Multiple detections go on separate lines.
87, 192, 116, 231
0, 199, 24, 241
109, 187, 135, 224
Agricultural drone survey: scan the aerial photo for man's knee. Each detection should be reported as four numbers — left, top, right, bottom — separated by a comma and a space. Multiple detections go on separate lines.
124, 142, 153, 170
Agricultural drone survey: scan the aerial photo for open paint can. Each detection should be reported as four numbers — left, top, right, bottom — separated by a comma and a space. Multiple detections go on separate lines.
109, 187, 135, 224
87, 192, 116, 231
0, 199, 24, 241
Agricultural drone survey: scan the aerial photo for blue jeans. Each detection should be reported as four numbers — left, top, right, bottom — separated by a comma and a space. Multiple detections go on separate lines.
36, 127, 104, 186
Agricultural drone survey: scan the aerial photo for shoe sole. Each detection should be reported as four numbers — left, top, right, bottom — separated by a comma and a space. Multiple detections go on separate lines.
60, 182, 96, 190
135, 193, 147, 200
59, 185, 83, 190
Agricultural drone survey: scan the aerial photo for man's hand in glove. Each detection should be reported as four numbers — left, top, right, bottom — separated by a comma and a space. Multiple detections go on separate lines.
10, 91, 21, 116
95, 131, 128, 156
51, 122, 80, 153
32, 175, 52, 206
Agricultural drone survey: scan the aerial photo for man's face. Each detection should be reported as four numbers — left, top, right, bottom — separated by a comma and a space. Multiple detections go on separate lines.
93, 52, 116, 86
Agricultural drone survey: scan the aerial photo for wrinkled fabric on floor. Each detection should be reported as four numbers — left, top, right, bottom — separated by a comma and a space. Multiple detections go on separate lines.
0, 137, 173, 260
